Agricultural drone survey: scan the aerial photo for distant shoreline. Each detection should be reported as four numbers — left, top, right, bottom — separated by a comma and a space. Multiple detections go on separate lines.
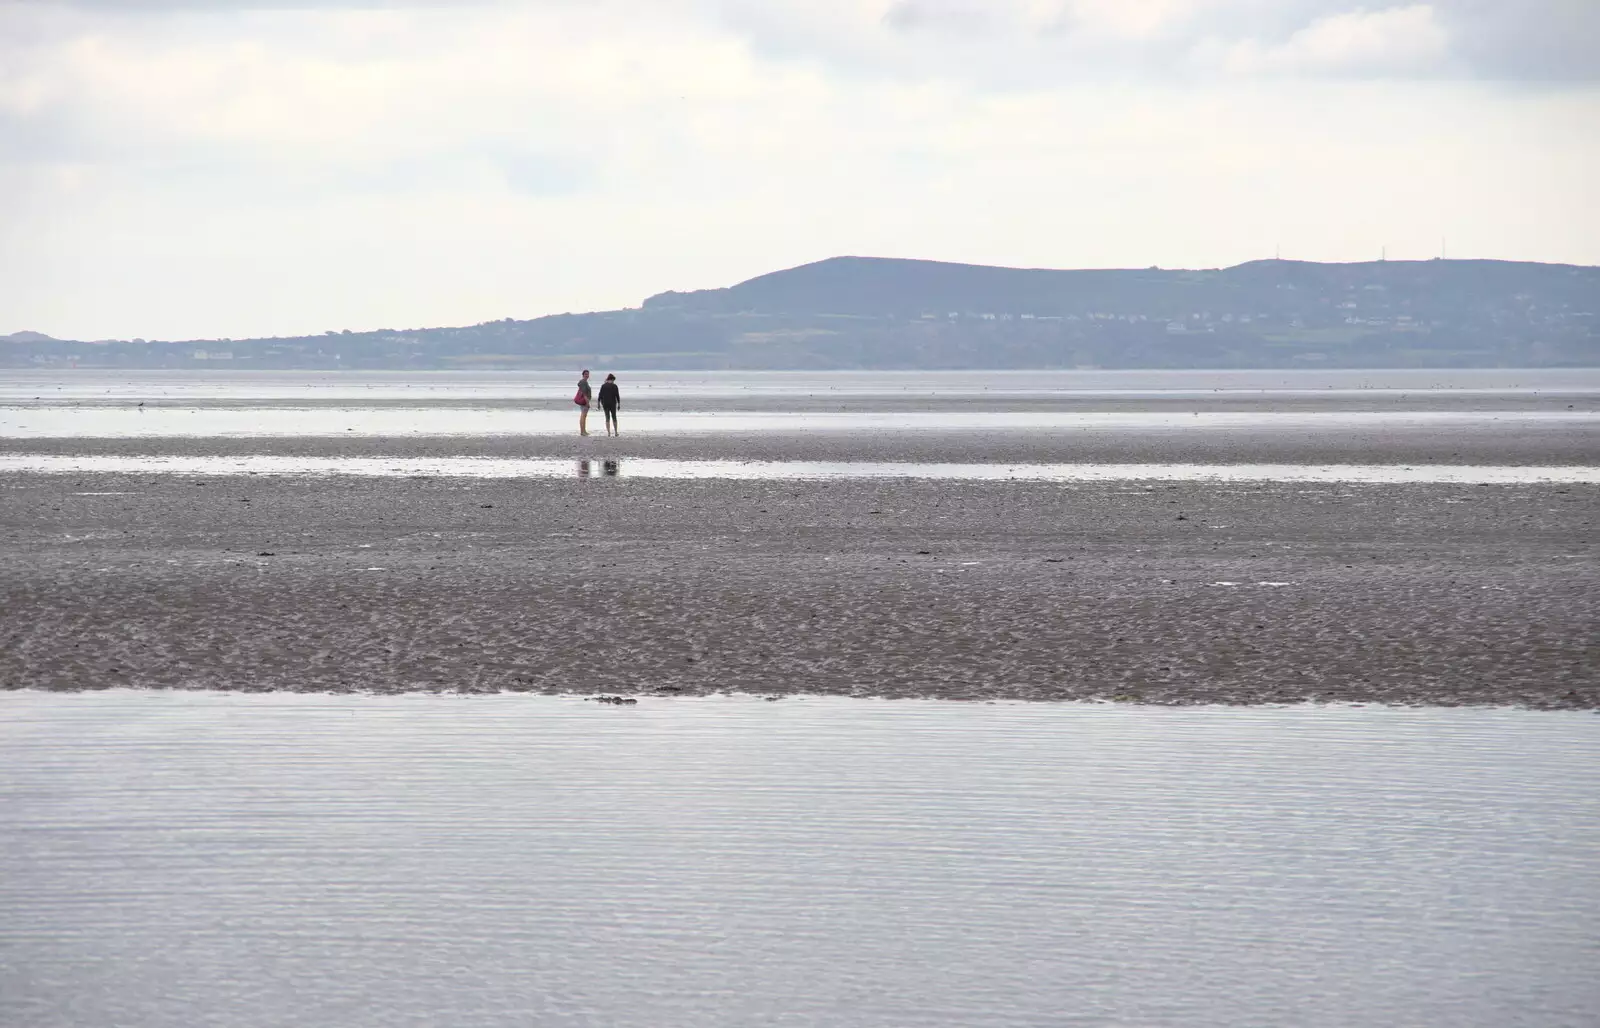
6, 255, 1597, 370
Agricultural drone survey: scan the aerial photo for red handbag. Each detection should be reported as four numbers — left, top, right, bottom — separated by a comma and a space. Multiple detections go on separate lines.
573, 389, 587, 405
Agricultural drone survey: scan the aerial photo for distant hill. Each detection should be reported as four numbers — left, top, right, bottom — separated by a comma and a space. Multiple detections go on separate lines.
648, 256, 1599, 320
6, 257, 1598, 370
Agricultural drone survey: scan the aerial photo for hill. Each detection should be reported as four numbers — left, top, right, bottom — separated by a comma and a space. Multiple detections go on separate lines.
6, 257, 1598, 369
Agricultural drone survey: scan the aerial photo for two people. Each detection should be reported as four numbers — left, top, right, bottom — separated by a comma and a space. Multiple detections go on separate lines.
574, 369, 621, 436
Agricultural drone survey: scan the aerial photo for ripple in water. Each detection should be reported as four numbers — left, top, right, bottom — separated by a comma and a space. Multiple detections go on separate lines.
1, 693, 1596, 1027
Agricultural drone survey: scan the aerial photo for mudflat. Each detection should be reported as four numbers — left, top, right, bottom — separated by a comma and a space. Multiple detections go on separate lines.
2, 464, 1594, 707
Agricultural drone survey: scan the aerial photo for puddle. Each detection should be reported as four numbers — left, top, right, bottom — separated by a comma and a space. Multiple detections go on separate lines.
2, 453, 1596, 484
1, 692, 1595, 1028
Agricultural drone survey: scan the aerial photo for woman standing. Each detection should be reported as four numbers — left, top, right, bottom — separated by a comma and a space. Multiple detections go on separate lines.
598, 373, 621, 436
574, 369, 593, 436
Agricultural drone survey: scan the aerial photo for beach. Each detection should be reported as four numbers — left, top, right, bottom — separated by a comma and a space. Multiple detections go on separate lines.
3, 368, 1596, 707
3, 445, 1594, 706
10, 20, 1600, 1022
4, 386, 1598, 1028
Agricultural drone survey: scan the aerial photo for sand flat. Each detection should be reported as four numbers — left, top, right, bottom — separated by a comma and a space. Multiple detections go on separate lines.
2, 468, 1593, 707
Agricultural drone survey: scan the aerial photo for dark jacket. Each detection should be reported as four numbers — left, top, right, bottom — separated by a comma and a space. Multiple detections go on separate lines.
598, 381, 620, 408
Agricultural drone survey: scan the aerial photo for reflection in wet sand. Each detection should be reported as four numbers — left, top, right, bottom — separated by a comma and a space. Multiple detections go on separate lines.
573, 459, 620, 478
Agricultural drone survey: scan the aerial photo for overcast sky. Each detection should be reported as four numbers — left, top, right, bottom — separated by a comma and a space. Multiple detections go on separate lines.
2, 0, 1597, 340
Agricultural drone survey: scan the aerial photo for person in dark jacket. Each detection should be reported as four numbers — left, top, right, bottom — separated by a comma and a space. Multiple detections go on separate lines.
598, 373, 621, 436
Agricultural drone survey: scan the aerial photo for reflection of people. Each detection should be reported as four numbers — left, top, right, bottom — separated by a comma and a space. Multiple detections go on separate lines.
574, 369, 593, 436
603, 460, 619, 477
598, 373, 621, 436
577, 459, 592, 478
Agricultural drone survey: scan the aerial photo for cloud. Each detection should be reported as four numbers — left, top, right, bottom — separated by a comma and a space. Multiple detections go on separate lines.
717, 0, 1599, 84
1213, 5, 1450, 77
1445, 0, 1600, 82
10, 1, 1598, 84
0, 0, 1595, 339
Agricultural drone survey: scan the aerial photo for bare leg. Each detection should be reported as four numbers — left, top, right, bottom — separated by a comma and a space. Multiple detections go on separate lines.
579, 406, 589, 435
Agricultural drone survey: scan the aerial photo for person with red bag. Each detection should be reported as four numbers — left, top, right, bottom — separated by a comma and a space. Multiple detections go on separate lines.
573, 369, 593, 436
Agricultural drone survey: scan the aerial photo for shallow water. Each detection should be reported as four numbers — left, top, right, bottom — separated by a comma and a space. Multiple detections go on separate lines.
1, 692, 1596, 1028
4, 368, 1596, 441
1, 406, 1594, 439
6, 367, 1598, 402
4, 452, 1598, 483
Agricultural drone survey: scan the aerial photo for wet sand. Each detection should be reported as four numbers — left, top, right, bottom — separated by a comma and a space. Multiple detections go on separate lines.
5, 417, 1599, 466
2, 463, 1594, 707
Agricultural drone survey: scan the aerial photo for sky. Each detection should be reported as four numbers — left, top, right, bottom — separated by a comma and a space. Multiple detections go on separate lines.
2, 0, 1597, 341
